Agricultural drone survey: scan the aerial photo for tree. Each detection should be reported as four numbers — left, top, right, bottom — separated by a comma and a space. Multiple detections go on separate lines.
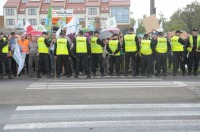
165, 0, 200, 33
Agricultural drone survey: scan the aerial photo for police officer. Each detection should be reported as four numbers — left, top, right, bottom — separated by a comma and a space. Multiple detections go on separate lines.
155, 32, 171, 76
73, 30, 91, 78
123, 27, 140, 76
140, 34, 153, 77
106, 34, 121, 76
187, 28, 200, 76
0, 34, 12, 79
90, 31, 105, 77
171, 30, 186, 76
54, 32, 71, 78
37, 32, 51, 78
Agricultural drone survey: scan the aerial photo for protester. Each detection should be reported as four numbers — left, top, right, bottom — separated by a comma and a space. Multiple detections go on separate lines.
28, 36, 39, 77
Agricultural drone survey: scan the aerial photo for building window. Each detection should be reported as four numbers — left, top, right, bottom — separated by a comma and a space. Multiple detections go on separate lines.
88, 8, 97, 15
69, 0, 84, 3
41, 19, 46, 23
53, 7, 62, 10
28, 9, 37, 15
101, 0, 108, 2
29, 19, 37, 25
6, 9, 14, 15
21, 0, 28, 3
6, 19, 15, 26
44, 0, 51, 3
79, 18, 85, 22
111, 7, 129, 23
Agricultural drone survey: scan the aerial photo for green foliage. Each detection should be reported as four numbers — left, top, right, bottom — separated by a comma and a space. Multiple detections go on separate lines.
136, 24, 146, 34
164, 0, 200, 33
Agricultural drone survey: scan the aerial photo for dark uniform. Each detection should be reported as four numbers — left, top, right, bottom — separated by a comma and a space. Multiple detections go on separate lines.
187, 28, 200, 76
90, 33, 104, 76
73, 32, 91, 78
171, 30, 186, 76
54, 36, 71, 78
122, 33, 140, 76
155, 35, 171, 76
37, 32, 51, 78
0, 37, 11, 79
140, 36, 153, 77
106, 35, 121, 76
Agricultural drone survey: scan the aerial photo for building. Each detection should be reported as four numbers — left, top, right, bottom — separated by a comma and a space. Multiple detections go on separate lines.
0, 16, 4, 28
3, 0, 131, 29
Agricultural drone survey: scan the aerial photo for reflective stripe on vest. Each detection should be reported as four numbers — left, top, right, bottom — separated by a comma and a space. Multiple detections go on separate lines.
76, 37, 87, 53
18, 39, 29, 54
108, 40, 120, 56
2, 37, 8, 53
171, 36, 184, 52
188, 35, 200, 52
140, 40, 152, 55
156, 37, 167, 53
124, 34, 137, 52
56, 38, 69, 55
90, 37, 103, 54
38, 37, 49, 53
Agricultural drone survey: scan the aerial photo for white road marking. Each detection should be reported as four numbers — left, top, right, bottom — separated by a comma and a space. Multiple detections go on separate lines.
4, 120, 200, 130
26, 81, 187, 90
16, 104, 200, 111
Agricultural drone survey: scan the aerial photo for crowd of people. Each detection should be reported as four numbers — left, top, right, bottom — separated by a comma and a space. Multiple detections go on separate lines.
0, 27, 199, 79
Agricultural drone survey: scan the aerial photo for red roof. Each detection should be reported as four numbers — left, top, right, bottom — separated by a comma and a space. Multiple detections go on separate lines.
4, 0, 21, 8
26, 0, 42, 8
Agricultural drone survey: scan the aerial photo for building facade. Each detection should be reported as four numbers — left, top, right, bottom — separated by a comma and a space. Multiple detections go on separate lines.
3, 0, 131, 29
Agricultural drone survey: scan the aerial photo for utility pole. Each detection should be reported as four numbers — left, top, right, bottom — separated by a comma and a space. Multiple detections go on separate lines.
150, 0, 156, 15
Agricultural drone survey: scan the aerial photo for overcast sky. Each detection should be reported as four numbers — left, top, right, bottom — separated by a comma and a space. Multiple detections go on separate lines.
0, 0, 199, 20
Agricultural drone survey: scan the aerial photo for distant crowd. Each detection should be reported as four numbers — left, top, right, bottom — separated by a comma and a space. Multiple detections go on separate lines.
0, 27, 199, 79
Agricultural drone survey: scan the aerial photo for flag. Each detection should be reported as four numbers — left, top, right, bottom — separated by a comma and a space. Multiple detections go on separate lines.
64, 16, 79, 35
105, 17, 117, 28
133, 20, 139, 33
36, 24, 47, 32
56, 17, 67, 28
88, 22, 95, 31
45, 5, 52, 33
56, 26, 61, 38
157, 21, 164, 32
24, 20, 34, 32
16, 19, 24, 29
12, 42, 26, 75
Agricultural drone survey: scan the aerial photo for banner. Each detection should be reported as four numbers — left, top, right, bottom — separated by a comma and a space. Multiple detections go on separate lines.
13, 43, 26, 75
45, 5, 52, 33
16, 19, 24, 29
142, 15, 159, 33
17, 53, 26, 75
105, 17, 117, 28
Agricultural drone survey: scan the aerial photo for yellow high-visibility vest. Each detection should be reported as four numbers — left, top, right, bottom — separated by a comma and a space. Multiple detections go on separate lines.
2, 37, 8, 53
124, 34, 137, 52
76, 37, 87, 53
108, 40, 120, 56
140, 40, 152, 55
171, 36, 184, 52
188, 35, 200, 52
156, 37, 168, 53
90, 37, 103, 54
38, 37, 49, 53
56, 38, 69, 55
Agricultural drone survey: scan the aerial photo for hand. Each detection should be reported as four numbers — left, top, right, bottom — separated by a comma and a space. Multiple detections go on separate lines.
36, 53, 39, 56
112, 53, 114, 55
54, 56, 57, 60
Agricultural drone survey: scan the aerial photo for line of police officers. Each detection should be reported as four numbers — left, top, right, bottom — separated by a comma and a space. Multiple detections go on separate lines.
0, 27, 200, 79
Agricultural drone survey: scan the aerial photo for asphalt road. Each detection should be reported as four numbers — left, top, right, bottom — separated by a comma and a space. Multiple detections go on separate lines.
0, 75, 200, 132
